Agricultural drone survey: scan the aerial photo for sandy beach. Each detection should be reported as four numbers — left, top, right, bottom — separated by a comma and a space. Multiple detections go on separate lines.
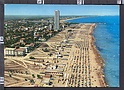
90, 24, 108, 87
4, 23, 108, 87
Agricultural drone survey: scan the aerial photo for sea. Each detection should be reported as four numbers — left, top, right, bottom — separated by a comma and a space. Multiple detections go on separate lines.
67, 16, 120, 87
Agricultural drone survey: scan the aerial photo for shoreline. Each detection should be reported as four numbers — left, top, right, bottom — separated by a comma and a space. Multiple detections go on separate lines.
64, 16, 109, 87
60, 16, 84, 23
90, 24, 108, 87
4, 22, 109, 87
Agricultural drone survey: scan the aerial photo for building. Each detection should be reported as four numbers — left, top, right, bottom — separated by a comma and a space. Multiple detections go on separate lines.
54, 10, 60, 31
15, 48, 26, 56
20, 47, 28, 53
42, 78, 50, 85
49, 24, 52, 30
20, 38, 25, 43
25, 44, 32, 52
44, 74, 52, 79
5, 48, 26, 56
5, 48, 16, 56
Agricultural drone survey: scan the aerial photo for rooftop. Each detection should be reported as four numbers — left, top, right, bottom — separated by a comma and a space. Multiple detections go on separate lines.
15, 48, 25, 52
5, 48, 15, 50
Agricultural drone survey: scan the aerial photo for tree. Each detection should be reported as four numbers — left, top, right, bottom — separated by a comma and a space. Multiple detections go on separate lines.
30, 56, 35, 59
25, 71, 28, 74
48, 53, 53, 57
37, 74, 41, 79
32, 74, 35, 78
9, 74, 12, 77
25, 79, 28, 81
30, 79, 35, 84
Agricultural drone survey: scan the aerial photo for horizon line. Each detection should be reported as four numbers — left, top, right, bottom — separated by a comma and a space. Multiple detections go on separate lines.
5, 15, 119, 16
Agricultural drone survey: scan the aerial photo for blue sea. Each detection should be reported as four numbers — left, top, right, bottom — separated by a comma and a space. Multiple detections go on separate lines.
67, 16, 120, 87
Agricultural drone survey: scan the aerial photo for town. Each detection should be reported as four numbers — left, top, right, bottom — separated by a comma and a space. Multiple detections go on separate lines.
4, 11, 73, 56
4, 10, 107, 87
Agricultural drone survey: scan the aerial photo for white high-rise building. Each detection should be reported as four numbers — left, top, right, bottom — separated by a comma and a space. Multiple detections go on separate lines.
54, 10, 60, 31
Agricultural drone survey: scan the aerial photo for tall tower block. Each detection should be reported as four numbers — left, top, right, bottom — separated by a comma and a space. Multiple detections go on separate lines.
54, 10, 60, 31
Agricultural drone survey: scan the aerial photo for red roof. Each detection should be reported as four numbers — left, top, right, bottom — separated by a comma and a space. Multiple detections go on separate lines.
20, 38, 25, 40
44, 74, 51, 78
30, 43, 34, 46
15, 48, 25, 52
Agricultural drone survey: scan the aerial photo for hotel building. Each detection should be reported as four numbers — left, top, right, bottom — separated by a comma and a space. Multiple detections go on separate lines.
54, 10, 60, 31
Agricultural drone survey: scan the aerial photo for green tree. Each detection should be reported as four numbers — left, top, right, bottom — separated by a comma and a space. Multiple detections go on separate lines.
30, 56, 35, 59
25, 79, 28, 81
32, 74, 35, 78
9, 74, 12, 77
37, 74, 41, 79
30, 79, 35, 84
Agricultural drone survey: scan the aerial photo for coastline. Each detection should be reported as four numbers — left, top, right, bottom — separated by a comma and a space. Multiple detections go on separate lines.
4, 23, 108, 87
36, 23, 108, 87
90, 24, 108, 87
60, 16, 84, 23
65, 16, 120, 87
64, 15, 109, 87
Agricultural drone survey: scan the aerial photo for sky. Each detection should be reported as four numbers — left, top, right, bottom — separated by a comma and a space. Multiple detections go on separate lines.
5, 4, 119, 16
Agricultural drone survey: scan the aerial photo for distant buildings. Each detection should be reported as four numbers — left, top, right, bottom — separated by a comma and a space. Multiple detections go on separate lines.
15, 48, 26, 56
4, 43, 35, 56
45, 64, 64, 76
54, 10, 60, 31
5, 48, 16, 56
5, 48, 26, 56
49, 24, 52, 30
